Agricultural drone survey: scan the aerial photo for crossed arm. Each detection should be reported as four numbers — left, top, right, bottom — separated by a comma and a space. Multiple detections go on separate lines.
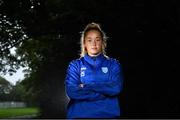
65, 60, 123, 101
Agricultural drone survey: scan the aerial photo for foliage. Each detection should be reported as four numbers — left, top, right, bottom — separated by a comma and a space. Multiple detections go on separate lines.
0, 76, 12, 101
1, 0, 178, 118
0, 14, 28, 75
0, 0, 129, 118
0, 76, 27, 102
0, 76, 10, 85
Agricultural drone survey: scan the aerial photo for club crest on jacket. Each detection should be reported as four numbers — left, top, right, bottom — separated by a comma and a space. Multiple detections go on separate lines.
101, 67, 108, 73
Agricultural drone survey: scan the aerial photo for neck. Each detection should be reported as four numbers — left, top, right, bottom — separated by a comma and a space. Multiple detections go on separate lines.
88, 53, 101, 57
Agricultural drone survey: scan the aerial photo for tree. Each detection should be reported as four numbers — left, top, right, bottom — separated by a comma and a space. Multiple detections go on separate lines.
0, 14, 28, 75
1, 0, 179, 118
0, 76, 13, 101
9, 80, 26, 102
1, 0, 133, 118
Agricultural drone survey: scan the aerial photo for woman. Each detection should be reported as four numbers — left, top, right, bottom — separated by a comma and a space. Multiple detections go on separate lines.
64, 22, 124, 119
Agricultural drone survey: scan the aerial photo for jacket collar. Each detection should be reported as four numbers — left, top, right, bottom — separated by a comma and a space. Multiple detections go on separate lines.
84, 53, 106, 66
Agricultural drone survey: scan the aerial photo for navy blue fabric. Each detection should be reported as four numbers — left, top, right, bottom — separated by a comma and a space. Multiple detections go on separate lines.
65, 54, 123, 118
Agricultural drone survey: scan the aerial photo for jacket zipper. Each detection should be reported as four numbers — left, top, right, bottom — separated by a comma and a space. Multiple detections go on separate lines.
93, 57, 96, 73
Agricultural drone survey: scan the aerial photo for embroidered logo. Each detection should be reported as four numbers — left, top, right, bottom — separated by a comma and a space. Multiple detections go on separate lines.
80, 67, 86, 77
101, 67, 108, 73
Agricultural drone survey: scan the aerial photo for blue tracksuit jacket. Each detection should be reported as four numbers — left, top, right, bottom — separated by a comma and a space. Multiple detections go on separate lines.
65, 53, 123, 118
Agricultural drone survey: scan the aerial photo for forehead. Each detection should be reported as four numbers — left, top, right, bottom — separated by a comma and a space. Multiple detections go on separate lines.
85, 30, 102, 37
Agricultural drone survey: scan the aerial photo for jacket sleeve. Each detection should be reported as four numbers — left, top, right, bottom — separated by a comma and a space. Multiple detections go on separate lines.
87, 59, 123, 97
65, 60, 105, 101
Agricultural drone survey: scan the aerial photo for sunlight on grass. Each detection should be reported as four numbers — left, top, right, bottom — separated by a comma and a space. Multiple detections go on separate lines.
0, 107, 39, 118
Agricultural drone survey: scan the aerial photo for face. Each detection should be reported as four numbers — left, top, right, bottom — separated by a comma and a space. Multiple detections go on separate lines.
84, 30, 103, 56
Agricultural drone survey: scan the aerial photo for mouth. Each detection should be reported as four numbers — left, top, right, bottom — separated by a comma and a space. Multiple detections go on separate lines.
91, 47, 97, 49
91, 48, 97, 50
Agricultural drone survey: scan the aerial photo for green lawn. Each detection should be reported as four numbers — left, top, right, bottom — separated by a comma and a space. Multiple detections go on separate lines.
0, 107, 39, 118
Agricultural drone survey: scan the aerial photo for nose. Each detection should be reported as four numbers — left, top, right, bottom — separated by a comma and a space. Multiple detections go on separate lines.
92, 40, 96, 46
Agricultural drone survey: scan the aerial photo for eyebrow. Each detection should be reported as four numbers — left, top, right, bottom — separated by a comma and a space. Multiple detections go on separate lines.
86, 36, 101, 39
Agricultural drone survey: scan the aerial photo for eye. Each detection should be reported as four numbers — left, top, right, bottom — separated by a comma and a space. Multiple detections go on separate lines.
87, 39, 92, 42
96, 38, 101, 41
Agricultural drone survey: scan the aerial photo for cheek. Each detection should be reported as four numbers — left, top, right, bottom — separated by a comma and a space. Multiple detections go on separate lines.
97, 42, 102, 47
84, 43, 90, 50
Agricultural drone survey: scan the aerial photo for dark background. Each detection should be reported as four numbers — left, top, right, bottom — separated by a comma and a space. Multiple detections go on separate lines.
1, 0, 180, 118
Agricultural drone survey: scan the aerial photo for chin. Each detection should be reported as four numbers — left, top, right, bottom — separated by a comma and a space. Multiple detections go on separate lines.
90, 52, 100, 56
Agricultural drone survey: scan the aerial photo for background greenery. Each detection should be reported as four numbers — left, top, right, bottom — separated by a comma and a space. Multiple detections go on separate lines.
0, 107, 39, 118
0, 0, 179, 118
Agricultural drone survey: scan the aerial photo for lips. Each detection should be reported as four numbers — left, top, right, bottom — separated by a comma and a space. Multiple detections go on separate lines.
91, 48, 97, 50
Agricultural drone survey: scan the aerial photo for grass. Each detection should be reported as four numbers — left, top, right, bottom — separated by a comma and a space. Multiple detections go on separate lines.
0, 107, 39, 118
